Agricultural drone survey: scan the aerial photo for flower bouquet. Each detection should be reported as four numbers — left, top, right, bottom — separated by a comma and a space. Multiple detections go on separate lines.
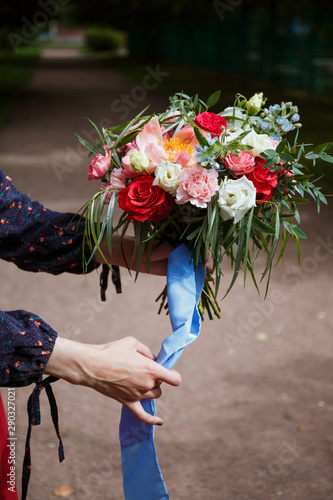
77, 91, 331, 318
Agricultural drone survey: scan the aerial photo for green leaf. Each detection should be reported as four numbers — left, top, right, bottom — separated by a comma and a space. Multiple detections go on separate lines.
243, 206, 254, 286
76, 134, 101, 155
313, 142, 333, 154
223, 217, 246, 298
319, 153, 333, 163
206, 90, 221, 109
279, 153, 295, 164
276, 138, 287, 154
291, 226, 307, 239
85, 117, 104, 144
261, 205, 280, 281
194, 126, 209, 147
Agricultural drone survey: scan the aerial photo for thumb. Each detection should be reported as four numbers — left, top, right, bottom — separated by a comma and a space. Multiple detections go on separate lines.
126, 401, 163, 426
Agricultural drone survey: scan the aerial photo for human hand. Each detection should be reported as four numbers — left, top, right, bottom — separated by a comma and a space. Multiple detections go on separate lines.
44, 336, 181, 425
95, 234, 173, 276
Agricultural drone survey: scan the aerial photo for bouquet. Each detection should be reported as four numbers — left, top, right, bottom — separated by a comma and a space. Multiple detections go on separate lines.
77, 91, 331, 319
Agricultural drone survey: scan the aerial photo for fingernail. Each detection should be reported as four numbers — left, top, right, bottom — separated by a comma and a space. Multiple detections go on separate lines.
156, 421, 163, 426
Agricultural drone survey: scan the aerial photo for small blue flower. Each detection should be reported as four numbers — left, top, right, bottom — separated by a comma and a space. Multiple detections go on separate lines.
291, 113, 300, 122
282, 120, 295, 132
206, 134, 219, 146
276, 116, 286, 125
269, 104, 281, 113
270, 134, 282, 142
260, 120, 272, 131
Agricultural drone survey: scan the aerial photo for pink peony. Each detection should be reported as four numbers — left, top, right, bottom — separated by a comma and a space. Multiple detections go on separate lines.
122, 117, 199, 174
176, 165, 219, 208
87, 153, 110, 180
225, 150, 256, 176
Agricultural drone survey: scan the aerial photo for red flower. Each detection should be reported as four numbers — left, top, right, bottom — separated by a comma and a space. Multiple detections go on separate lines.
194, 112, 227, 137
118, 174, 175, 222
246, 158, 278, 203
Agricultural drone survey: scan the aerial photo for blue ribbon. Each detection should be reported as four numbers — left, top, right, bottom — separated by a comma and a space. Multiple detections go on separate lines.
119, 244, 205, 500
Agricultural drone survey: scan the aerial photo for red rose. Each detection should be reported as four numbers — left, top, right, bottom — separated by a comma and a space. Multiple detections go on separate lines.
194, 112, 227, 137
118, 173, 175, 222
246, 158, 278, 203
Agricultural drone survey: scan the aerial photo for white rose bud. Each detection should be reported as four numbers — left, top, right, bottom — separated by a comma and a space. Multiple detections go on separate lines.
153, 161, 182, 194
129, 150, 150, 172
241, 129, 276, 157
218, 176, 256, 224
246, 92, 264, 115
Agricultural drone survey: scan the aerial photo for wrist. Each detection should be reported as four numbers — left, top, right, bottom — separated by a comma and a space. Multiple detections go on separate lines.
44, 337, 88, 385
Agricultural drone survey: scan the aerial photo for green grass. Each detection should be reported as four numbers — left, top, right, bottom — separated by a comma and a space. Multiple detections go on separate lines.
110, 57, 333, 191
0, 46, 40, 129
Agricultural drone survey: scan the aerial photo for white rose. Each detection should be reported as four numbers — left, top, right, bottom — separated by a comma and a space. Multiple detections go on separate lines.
241, 129, 276, 157
246, 92, 264, 114
153, 161, 182, 194
218, 176, 256, 224
129, 150, 149, 172
221, 106, 246, 129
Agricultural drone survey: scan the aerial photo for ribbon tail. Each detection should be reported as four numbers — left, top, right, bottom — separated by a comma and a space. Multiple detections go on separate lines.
119, 244, 205, 500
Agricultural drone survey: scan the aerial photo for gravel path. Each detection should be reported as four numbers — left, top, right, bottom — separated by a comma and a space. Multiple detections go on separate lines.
0, 49, 332, 500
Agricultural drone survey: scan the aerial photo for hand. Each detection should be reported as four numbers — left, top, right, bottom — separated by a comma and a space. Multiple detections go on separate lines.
95, 234, 173, 276
44, 336, 181, 425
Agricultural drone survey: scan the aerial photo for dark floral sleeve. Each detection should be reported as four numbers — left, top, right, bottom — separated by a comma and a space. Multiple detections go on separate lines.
0, 169, 97, 275
0, 310, 57, 386
0, 169, 98, 386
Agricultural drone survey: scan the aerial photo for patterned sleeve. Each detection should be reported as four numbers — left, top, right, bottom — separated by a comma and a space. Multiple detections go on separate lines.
0, 169, 97, 274
0, 169, 98, 386
0, 310, 57, 387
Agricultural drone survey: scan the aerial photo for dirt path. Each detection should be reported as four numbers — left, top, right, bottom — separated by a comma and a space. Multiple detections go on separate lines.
0, 49, 332, 500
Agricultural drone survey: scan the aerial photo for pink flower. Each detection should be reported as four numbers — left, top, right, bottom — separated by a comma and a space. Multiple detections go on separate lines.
176, 165, 219, 208
122, 117, 199, 174
110, 168, 127, 189
87, 153, 110, 180
101, 169, 127, 203
225, 151, 256, 176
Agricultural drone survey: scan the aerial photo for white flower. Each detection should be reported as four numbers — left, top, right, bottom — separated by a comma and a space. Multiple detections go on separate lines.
129, 150, 149, 172
218, 176, 256, 224
246, 92, 264, 114
221, 106, 246, 129
153, 161, 182, 194
241, 129, 276, 157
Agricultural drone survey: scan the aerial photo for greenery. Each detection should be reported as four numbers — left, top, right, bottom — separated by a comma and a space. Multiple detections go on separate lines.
0, 47, 40, 129
85, 26, 126, 53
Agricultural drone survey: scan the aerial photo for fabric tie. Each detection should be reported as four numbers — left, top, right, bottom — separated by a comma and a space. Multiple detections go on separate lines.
119, 244, 205, 499
22, 376, 64, 500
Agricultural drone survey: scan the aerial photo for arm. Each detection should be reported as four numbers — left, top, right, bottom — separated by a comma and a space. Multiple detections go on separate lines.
44, 336, 181, 425
0, 169, 171, 276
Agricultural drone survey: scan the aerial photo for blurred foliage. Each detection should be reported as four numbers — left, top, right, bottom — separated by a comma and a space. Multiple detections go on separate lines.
0, 47, 40, 128
85, 26, 126, 52
68, 0, 333, 29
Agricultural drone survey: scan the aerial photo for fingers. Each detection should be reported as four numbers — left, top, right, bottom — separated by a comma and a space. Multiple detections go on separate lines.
126, 401, 163, 426
155, 365, 182, 387
133, 339, 156, 360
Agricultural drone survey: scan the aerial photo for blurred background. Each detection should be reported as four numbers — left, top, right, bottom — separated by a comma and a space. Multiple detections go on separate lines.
0, 1, 333, 499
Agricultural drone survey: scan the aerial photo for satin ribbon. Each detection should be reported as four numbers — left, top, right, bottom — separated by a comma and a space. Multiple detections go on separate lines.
119, 244, 205, 500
